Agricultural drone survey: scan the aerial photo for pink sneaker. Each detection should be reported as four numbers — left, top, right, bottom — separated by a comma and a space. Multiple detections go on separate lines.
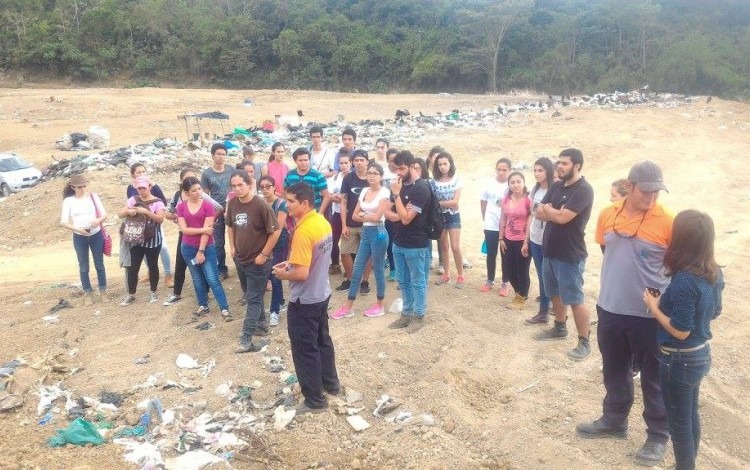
363, 304, 385, 318
330, 305, 354, 320
499, 282, 511, 297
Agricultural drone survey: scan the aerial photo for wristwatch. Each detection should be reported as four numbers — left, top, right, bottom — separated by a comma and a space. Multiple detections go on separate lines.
198, 248, 205, 253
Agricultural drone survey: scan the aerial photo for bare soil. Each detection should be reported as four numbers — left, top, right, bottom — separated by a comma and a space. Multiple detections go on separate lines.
0, 88, 748, 469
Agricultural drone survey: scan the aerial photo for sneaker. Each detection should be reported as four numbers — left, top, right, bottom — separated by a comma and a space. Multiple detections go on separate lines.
455, 276, 465, 289
360, 282, 370, 295
221, 309, 234, 322
567, 337, 591, 361
120, 294, 135, 307
498, 282, 511, 297
269, 312, 280, 326
335, 280, 351, 291
329, 264, 342, 275
462, 259, 472, 268
235, 339, 269, 354
506, 294, 528, 310
388, 315, 412, 329
363, 304, 385, 318
149, 292, 158, 303
330, 305, 355, 320
279, 302, 287, 313
406, 316, 425, 333
163, 294, 181, 306
534, 321, 568, 341
435, 275, 451, 285
292, 401, 328, 415
193, 305, 210, 319
576, 418, 628, 439
388, 270, 397, 282
524, 310, 550, 325
633, 439, 668, 466
165, 274, 174, 288
479, 281, 493, 292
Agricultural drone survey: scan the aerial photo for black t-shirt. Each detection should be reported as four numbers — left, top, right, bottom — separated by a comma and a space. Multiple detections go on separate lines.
340, 171, 369, 227
393, 180, 431, 249
541, 177, 594, 262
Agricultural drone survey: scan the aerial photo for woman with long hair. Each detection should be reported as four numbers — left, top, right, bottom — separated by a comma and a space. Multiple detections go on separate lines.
60, 174, 108, 305
260, 175, 290, 326
331, 163, 392, 319
499, 171, 532, 309
480, 158, 512, 294
118, 176, 165, 306
162, 168, 222, 306
525, 157, 555, 324
432, 152, 465, 288
262, 142, 288, 196
176, 176, 232, 320
644, 210, 723, 470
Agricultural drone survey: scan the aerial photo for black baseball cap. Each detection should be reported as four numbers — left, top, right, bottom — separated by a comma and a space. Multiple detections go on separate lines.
352, 149, 369, 160
628, 161, 668, 192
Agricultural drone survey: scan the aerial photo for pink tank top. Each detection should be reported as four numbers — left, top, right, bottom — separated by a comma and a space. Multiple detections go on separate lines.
501, 195, 531, 241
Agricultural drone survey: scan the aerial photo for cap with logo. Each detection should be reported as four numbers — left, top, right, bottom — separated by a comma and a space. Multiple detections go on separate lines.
628, 161, 668, 193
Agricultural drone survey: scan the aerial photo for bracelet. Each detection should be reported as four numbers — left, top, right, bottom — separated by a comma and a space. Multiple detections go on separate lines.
260, 252, 269, 259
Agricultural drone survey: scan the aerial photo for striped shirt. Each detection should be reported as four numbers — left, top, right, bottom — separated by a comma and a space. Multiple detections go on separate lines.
126, 196, 165, 248
283, 168, 328, 210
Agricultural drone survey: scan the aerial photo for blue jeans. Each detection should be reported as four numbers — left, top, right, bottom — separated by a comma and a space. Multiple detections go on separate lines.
393, 244, 429, 317
530, 241, 550, 310
214, 214, 228, 275
269, 245, 288, 314
348, 226, 388, 301
181, 244, 228, 310
73, 231, 106, 292
659, 345, 711, 470
237, 258, 273, 339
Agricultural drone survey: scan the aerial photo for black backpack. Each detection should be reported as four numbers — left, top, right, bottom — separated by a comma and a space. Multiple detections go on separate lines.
422, 180, 444, 241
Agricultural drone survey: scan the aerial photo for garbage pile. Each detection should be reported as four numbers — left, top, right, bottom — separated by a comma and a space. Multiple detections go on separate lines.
55, 126, 111, 151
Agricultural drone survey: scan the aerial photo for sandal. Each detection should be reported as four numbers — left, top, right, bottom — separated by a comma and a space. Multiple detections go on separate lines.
435, 274, 451, 285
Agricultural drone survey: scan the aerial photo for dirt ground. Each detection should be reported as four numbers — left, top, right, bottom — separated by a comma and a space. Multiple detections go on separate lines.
0, 88, 748, 470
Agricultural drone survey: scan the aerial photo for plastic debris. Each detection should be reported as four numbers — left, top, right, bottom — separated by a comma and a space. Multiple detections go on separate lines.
0, 391, 23, 411
134, 354, 151, 365
37, 384, 66, 416
38, 412, 53, 425
373, 395, 401, 417
346, 415, 371, 432
99, 390, 124, 406
389, 298, 403, 313
176, 354, 200, 369
345, 388, 363, 405
194, 321, 214, 331
47, 298, 73, 314
165, 450, 223, 470
115, 439, 164, 468
273, 406, 295, 431
47, 418, 105, 447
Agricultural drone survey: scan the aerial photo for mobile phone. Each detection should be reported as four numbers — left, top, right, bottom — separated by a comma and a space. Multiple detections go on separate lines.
190, 258, 198, 266
646, 287, 661, 297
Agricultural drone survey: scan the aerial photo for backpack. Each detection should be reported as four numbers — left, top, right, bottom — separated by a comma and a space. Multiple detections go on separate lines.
423, 180, 444, 241
272, 197, 295, 235
120, 199, 157, 244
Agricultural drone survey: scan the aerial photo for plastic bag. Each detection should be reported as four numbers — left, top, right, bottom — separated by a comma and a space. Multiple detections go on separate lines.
47, 418, 105, 447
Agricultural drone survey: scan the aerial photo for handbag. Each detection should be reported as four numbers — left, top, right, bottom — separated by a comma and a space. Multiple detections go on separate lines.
90, 193, 112, 256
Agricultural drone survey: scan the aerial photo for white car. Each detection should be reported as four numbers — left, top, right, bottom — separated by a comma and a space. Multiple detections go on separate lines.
0, 153, 42, 197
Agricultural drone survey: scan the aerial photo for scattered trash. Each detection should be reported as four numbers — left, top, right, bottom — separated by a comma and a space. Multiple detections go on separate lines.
377, 352, 388, 360
47, 298, 73, 315
23, 300, 32, 305
194, 321, 214, 331
165, 450, 223, 470
373, 395, 401, 417
39, 411, 54, 425
273, 405, 295, 431
345, 388, 363, 405
99, 390, 124, 406
47, 417, 105, 447
36, 384, 66, 416
176, 354, 200, 369
0, 391, 23, 411
134, 354, 150, 365
116, 439, 164, 468
42, 315, 60, 324
389, 298, 403, 313
346, 415, 371, 432
278, 371, 298, 385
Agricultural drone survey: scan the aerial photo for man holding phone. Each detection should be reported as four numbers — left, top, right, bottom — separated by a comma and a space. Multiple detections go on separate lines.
272, 183, 340, 415
577, 161, 674, 467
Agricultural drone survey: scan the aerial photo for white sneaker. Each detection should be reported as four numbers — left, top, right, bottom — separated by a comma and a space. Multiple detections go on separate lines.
120, 294, 135, 307
149, 292, 158, 303
162, 294, 181, 306
269, 312, 280, 326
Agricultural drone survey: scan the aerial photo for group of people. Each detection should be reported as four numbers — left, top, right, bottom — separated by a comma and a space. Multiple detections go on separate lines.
61, 129, 724, 467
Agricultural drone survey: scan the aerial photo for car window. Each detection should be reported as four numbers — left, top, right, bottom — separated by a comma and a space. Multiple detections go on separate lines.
0, 156, 32, 172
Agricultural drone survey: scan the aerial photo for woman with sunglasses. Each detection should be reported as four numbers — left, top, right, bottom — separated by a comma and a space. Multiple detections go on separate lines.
260, 175, 289, 326
331, 163, 391, 319
60, 174, 108, 305
118, 176, 165, 306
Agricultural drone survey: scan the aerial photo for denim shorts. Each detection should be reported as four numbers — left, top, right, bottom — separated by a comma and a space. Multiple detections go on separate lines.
542, 257, 585, 305
442, 211, 461, 230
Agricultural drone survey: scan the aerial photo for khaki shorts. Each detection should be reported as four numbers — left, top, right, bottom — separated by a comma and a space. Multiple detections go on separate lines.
340, 226, 362, 254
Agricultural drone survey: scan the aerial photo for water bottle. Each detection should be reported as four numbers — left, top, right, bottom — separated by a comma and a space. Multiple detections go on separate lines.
377, 223, 387, 241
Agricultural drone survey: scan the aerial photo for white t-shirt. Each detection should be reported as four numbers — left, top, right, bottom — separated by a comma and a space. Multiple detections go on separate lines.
358, 186, 391, 226
529, 186, 548, 245
311, 146, 334, 174
433, 176, 462, 215
480, 178, 508, 231
61, 193, 105, 235
328, 172, 346, 214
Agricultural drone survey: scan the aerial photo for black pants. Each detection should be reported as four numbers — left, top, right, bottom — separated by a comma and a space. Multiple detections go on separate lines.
330, 212, 342, 266
128, 245, 161, 294
597, 306, 669, 444
502, 238, 531, 297
484, 230, 507, 283
385, 219, 395, 272
287, 297, 340, 408
173, 232, 187, 296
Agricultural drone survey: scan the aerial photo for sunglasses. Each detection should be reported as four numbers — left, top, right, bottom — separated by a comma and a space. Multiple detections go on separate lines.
259, 184, 273, 190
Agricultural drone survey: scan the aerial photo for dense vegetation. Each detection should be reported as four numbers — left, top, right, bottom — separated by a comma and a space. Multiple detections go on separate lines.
1, 0, 748, 97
